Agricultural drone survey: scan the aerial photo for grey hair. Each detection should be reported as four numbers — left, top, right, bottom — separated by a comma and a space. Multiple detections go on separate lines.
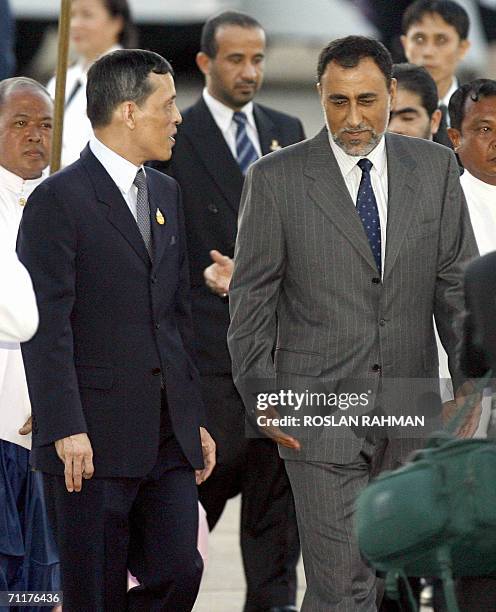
0, 77, 52, 113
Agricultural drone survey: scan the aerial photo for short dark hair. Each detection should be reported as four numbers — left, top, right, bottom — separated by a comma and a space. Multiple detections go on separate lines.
317, 36, 393, 86
86, 49, 173, 128
402, 0, 470, 40
392, 63, 439, 117
0, 77, 52, 113
200, 10, 263, 58
100, 0, 138, 48
448, 78, 496, 130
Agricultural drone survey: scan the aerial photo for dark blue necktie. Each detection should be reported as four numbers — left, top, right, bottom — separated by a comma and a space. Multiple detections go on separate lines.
233, 111, 259, 175
356, 158, 381, 273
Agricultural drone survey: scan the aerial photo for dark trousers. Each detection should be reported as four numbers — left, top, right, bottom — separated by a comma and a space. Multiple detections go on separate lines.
43, 405, 202, 612
198, 374, 300, 611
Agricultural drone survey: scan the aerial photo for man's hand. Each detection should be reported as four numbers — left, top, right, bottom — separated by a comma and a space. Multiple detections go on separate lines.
203, 250, 233, 297
196, 427, 216, 484
257, 405, 301, 450
443, 380, 483, 438
54, 433, 94, 493
18, 416, 32, 435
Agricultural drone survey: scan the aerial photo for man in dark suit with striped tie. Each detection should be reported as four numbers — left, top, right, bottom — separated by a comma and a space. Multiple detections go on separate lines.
152, 10, 305, 612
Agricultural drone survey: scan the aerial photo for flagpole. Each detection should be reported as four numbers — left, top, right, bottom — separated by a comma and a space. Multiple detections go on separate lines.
50, 0, 71, 174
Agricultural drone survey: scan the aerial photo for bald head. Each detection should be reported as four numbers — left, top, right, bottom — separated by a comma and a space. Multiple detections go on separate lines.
0, 77, 53, 180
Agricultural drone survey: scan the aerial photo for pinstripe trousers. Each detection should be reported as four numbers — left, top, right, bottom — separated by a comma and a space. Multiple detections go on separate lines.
284, 439, 389, 612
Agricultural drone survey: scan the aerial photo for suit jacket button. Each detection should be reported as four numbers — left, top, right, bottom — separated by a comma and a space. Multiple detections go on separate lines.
372, 363, 381, 372
151, 276, 158, 284
151, 367, 161, 376
155, 323, 161, 330
207, 203, 219, 214
379, 319, 386, 326
372, 277, 381, 284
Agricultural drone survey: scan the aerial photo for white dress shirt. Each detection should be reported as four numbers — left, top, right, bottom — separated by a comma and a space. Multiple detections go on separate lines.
0, 165, 44, 449
328, 134, 388, 275
47, 45, 121, 167
202, 88, 262, 160
437, 169, 496, 436
89, 136, 142, 220
439, 77, 459, 127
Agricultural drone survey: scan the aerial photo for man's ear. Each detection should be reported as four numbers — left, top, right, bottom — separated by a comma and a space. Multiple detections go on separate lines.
389, 77, 397, 107
431, 108, 442, 135
458, 38, 471, 62
447, 127, 462, 151
196, 52, 212, 77
121, 101, 137, 130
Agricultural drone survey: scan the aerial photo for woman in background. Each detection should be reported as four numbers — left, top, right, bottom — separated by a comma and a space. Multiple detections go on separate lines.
47, 0, 137, 167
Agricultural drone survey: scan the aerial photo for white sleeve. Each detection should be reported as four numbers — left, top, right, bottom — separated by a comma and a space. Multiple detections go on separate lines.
0, 248, 38, 342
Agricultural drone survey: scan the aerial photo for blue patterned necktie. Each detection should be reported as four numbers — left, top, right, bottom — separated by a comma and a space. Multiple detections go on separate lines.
233, 111, 259, 175
356, 158, 381, 273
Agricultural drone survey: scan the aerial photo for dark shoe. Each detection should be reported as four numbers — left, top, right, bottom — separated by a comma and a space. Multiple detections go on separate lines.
269, 607, 299, 612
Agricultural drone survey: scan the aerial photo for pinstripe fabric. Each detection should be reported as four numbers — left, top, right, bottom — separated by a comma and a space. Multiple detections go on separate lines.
228, 128, 477, 464
228, 128, 478, 610
285, 441, 386, 612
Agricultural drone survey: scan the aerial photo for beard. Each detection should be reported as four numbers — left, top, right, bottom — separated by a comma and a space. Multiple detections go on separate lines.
331, 124, 383, 156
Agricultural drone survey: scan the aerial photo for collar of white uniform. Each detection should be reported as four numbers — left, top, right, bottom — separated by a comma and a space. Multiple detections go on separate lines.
462, 169, 496, 194
0, 164, 46, 199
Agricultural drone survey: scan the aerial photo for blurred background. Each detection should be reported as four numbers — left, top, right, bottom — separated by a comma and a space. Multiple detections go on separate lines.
4, 0, 496, 138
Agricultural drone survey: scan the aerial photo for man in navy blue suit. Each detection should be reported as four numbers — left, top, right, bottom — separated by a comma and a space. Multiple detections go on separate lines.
18, 49, 215, 612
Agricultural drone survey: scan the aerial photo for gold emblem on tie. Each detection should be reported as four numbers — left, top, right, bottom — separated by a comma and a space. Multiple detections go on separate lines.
18, 197, 27, 207
269, 139, 281, 152
156, 209, 165, 225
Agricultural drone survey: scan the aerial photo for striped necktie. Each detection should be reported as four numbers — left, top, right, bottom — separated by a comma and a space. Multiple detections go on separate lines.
233, 111, 259, 175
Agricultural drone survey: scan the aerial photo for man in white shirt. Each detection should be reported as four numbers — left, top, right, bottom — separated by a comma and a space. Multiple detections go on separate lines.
0, 76, 60, 602
446, 79, 496, 441
444, 76, 496, 612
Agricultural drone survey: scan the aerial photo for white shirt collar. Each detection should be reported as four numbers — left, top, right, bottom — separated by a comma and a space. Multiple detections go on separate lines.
440, 77, 459, 108
202, 88, 257, 134
461, 169, 496, 195
0, 164, 45, 197
328, 132, 387, 177
89, 136, 142, 195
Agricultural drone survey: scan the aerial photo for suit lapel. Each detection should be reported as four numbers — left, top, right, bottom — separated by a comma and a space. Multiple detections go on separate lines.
304, 129, 378, 271
383, 133, 419, 281
80, 146, 149, 265
183, 98, 243, 214
253, 104, 278, 155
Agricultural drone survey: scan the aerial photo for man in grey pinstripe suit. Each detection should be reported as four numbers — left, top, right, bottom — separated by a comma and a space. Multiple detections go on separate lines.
228, 36, 478, 611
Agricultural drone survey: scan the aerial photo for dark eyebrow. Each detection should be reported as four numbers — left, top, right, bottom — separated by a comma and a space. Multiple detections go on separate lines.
390, 107, 421, 118
328, 94, 349, 101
